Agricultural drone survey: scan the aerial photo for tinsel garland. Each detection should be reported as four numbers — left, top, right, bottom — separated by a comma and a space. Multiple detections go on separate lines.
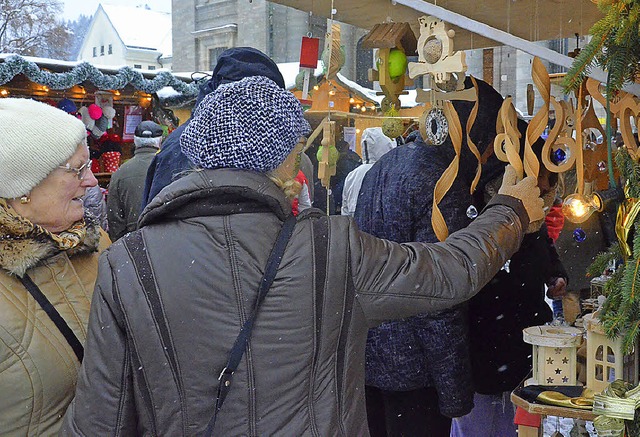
0, 55, 199, 97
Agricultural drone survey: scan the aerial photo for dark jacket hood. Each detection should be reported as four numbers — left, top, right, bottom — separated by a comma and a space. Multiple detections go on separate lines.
431, 77, 545, 195
139, 169, 292, 227
194, 47, 285, 110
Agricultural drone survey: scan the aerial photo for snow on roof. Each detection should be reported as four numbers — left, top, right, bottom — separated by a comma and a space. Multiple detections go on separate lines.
277, 62, 324, 89
169, 61, 421, 108
337, 73, 418, 108
101, 4, 172, 57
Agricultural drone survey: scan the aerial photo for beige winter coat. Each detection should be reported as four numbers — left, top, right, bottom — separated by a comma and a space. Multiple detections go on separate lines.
0, 212, 109, 436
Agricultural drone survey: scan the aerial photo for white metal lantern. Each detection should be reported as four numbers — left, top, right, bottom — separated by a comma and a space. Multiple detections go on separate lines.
523, 325, 583, 386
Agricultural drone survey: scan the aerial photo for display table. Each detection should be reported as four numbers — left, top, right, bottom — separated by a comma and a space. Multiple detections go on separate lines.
511, 388, 596, 437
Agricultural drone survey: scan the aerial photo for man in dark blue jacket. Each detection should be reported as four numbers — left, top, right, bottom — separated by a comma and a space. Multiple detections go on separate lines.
355, 78, 514, 437
140, 47, 286, 208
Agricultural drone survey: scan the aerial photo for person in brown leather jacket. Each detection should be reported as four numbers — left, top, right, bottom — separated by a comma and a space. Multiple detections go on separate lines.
62, 75, 544, 436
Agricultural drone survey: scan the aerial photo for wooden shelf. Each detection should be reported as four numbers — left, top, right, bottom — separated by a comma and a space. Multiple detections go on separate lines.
511, 390, 597, 422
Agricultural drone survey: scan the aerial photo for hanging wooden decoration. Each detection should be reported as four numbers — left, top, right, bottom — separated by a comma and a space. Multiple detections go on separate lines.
362, 22, 417, 112
408, 16, 466, 90
317, 120, 337, 189
494, 97, 524, 179
322, 24, 344, 81
408, 15, 474, 148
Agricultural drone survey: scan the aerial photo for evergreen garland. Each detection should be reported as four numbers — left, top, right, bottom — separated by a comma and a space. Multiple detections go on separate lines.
595, 148, 640, 352
563, 0, 640, 95
0, 55, 199, 97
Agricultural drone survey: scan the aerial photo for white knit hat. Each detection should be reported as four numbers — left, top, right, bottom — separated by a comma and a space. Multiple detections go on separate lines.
0, 98, 87, 198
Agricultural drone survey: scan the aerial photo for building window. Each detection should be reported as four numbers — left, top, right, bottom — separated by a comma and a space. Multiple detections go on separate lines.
208, 47, 228, 70
92, 47, 97, 57
108, 44, 112, 55
148, 66, 156, 70
134, 64, 142, 69
100, 45, 104, 56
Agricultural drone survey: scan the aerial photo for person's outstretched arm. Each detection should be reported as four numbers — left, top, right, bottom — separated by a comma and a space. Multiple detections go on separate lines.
352, 166, 544, 326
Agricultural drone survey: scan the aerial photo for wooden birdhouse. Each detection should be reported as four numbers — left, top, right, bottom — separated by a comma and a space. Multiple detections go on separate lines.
362, 22, 417, 112
583, 313, 639, 393
523, 325, 583, 386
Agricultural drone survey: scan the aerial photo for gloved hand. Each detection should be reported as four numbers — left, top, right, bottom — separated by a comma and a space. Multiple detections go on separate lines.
498, 165, 545, 233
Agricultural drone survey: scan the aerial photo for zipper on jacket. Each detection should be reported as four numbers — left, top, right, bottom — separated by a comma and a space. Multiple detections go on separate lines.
307, 217, 329, 437
334, 231, 355, 437
223, 217, 258, 435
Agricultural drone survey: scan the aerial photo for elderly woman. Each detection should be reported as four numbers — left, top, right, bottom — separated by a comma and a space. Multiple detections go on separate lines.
0, 98, 109, 435
62, 75, 543, 436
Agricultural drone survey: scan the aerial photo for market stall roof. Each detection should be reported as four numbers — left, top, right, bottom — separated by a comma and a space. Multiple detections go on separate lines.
268, 0, 602, 51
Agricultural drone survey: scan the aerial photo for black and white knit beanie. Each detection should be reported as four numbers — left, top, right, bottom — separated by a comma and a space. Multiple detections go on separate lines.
0, 98, 86, 198
180, 76, 310, 173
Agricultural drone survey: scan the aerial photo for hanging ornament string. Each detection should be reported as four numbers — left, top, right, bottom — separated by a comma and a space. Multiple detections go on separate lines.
494, 97, 524, 180
431, 100, 463, 241
522, 56, 550, 179
466, 76, 482, 194
576, 83, 585, 195
326, 0, 336, 123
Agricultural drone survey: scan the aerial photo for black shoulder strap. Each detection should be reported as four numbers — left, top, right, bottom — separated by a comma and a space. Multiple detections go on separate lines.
20, 273, 84, 362
204, 214, 297, 436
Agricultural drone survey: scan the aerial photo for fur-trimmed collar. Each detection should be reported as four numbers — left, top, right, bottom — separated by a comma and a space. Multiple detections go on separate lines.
0, 207, 101, 277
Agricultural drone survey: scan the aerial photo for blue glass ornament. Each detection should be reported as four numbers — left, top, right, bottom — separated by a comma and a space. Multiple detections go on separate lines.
573, 228, 587, 243
466, 205, 478, 219
553, 148, 567, 165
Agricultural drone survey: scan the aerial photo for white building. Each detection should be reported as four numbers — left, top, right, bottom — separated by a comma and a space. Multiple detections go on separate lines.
78, 4, 172, 71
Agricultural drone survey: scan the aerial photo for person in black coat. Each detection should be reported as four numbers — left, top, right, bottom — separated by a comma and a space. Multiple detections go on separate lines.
355, 77, 512, 437
331, 140, 362, 213
140, 47, 286, 208
451, 164, 568, 437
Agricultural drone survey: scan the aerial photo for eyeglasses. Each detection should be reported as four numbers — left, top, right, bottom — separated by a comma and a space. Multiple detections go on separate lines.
58, 159, 92, 180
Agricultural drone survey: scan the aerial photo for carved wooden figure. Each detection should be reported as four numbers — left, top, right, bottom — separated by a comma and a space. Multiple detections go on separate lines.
318, 120, 336, 188
408, 16, 466, 90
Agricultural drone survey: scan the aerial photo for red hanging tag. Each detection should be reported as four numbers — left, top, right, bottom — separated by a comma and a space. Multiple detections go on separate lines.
300, 37, 319, 69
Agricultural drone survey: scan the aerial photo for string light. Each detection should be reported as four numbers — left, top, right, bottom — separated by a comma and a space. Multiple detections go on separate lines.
349, 97, 355, 104
0, 89, 8, 96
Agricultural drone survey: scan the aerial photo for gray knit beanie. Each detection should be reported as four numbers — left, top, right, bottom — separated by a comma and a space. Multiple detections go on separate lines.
180, 76, 310, 173
0, 98, 87, 198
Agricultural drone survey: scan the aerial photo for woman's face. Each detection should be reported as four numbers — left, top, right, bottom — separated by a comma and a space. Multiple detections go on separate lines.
9, 143, 98, 233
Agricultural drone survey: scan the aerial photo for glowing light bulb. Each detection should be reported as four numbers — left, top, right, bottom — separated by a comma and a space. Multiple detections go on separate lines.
562, 193, 602, 223
0, 89, 8, 96
328, 88, 336, 96
361, 106, 367, 112
349, 97, 355, 104
313, 85, 319, 91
